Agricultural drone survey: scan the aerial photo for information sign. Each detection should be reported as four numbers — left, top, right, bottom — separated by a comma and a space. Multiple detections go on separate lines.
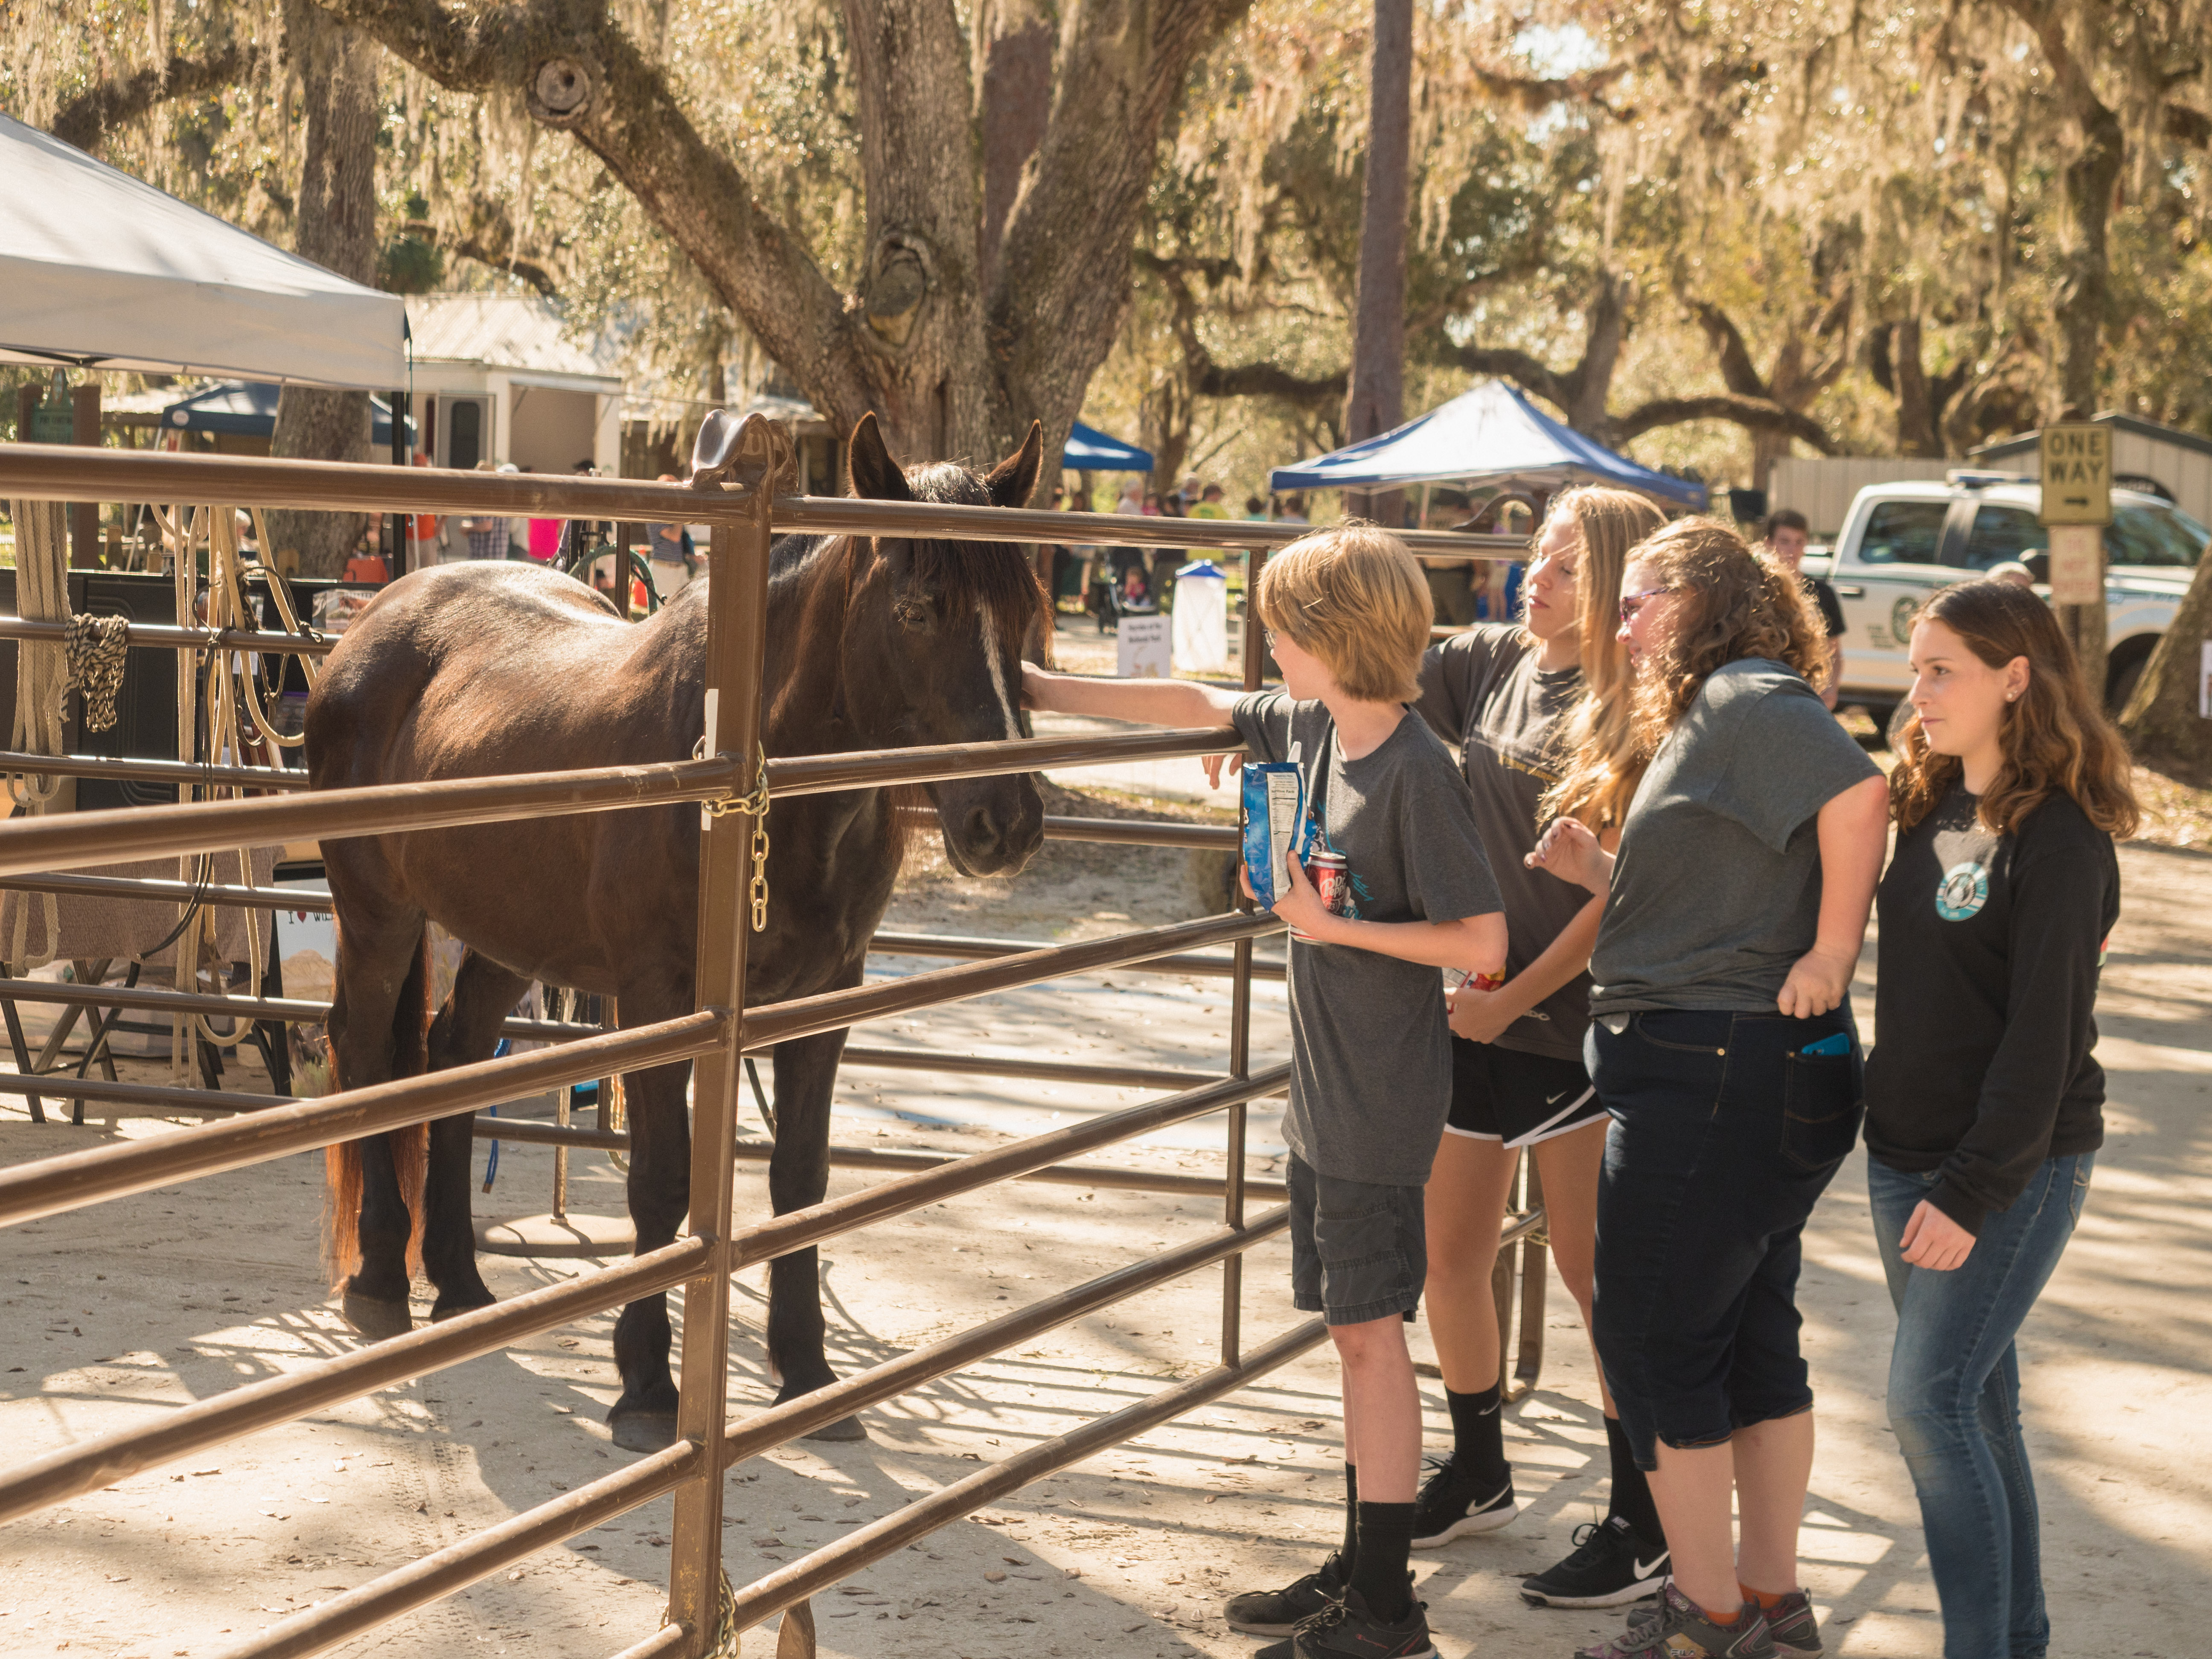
2038, 424, 2113, 526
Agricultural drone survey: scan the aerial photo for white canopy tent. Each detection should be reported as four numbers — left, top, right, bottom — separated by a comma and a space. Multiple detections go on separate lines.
0, 113, 405, 390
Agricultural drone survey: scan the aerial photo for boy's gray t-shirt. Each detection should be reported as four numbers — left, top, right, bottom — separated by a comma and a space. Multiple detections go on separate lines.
1232, 691, 1504, 1187
1415, 625, 1591, 1061
1590, 658, 1880, 1014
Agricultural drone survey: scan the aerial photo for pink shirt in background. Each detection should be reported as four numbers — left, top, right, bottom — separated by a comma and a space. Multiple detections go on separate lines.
527, 518, 562, 561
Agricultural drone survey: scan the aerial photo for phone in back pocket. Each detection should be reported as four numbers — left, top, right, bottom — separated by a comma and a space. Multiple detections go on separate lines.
1800, 1031, 1851, 1057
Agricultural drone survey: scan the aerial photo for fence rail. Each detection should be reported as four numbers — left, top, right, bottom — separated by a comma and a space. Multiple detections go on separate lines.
0, 426, 1540, 1659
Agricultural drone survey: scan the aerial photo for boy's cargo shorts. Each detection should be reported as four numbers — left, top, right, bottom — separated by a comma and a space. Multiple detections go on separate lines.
1286, 1153, 1427, 1326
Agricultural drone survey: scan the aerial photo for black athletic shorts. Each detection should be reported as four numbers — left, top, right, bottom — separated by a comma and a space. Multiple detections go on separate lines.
1447, 1035, 1605, 1149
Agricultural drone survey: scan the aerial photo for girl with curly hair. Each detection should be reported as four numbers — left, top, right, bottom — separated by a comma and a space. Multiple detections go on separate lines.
1867, 580, 2135, 1659
1529, 518, 1890, 1659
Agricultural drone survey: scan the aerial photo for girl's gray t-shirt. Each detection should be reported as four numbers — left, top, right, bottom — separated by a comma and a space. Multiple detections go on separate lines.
1415, 625, 1591, 1061
1589, 658, 1880, 1015
1232, 691, 1504, 1187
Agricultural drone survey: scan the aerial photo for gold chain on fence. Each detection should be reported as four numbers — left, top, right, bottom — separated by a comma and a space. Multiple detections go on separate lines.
702, 742, 772, 932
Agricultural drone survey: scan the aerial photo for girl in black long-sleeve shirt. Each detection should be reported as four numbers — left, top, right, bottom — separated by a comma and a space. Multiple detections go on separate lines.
1866, 579, 2137, 1659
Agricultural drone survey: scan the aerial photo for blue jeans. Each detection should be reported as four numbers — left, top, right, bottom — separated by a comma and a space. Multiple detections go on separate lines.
1869, 1153, 2093, 1659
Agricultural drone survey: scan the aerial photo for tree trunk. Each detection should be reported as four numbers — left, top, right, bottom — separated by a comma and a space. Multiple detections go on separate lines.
2119, 552, 2212, 784
1893, 318, 1945, 457
974, 0, 1054, 297
269, 0, 379, 578
1567, 270, 1632, 437
2007, 0, 2122, 695
1342, 0, 1412, 529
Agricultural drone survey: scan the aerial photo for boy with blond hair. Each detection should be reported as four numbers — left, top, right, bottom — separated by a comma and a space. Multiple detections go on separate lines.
1023, 525, 1507, 1659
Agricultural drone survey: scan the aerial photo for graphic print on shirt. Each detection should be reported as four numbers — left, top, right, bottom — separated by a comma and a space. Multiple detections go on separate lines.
1934, 859, 1991, 921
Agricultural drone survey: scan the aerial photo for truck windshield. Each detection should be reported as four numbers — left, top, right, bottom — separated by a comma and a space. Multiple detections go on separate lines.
1858, 501, 1948, 565
2104, 504, 2207, 569
1960, 501, 2206, 571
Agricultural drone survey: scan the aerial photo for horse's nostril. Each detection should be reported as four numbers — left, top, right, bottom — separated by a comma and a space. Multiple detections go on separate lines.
963, 803, 1001, 851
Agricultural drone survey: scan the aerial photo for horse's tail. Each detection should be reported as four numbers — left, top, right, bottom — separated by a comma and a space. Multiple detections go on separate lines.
321, 923, 434, 1289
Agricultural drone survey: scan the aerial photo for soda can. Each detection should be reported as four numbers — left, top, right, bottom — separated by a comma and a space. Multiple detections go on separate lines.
1308, 850, 1351, 918
1291, 849, 1350, 943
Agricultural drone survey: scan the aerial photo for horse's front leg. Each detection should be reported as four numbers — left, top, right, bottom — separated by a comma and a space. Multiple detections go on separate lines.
765, 1021, 865, 1442
609, 1052, 693, 1453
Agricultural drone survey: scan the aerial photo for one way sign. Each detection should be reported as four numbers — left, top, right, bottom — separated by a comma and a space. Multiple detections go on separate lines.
2038, 423, 2113, 526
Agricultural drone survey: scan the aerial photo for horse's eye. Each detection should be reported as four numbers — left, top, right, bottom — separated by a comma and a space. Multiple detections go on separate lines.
893, 600, 931, 632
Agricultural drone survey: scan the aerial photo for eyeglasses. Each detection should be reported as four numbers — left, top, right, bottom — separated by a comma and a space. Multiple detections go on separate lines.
1618, 587, 1672, 624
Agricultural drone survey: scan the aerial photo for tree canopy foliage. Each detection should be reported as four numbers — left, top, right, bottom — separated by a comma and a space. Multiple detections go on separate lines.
4, 0, 2209, 498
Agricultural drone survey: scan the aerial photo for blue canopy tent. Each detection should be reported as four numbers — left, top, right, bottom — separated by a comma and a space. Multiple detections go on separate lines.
160, 380, 414, 446
1062, 420, 1154, 472
1267, 380, 1706, 511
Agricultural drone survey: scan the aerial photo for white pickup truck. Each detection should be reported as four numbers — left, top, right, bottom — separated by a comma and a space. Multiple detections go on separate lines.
1804, 471, 2206, 722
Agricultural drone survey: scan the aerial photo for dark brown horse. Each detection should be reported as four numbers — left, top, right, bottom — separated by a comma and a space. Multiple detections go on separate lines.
308, 414, 1047, 1452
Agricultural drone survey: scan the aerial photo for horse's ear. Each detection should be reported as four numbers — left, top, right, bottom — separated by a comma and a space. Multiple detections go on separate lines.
985, 420, 1045, 510
847, 412, 912, 503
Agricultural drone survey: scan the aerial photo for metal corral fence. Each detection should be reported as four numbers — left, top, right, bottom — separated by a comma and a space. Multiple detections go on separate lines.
0, 433, 1542, 1659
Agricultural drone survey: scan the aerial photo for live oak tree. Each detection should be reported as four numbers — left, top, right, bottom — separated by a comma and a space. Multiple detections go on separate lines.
309, 0, 1257, 475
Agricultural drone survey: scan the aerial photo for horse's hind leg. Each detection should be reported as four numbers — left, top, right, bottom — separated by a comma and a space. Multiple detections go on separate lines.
326, 907, 430, 1340
422, 950, 531, 1322
766, 1021, 867, 1442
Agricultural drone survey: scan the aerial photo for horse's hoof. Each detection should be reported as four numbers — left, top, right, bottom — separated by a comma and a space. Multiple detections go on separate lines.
609, 1411, 680, 1455
429, 1293, 498, 1323
803, 1413, 870, 1444
341, 1292, 414, 1341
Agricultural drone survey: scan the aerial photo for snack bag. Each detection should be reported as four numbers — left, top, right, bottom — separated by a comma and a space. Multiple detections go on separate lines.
1241, 760, 1310, 907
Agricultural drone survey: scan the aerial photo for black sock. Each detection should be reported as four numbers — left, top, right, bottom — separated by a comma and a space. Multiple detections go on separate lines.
1604, 1415, 1665, 1545
1348, 1500, 1417, 1622
1336, 1462, 1359, 1571
1446, 1382, 1508, 1486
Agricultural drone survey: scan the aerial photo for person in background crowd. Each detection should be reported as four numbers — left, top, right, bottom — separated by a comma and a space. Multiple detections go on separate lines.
1529, 519, 1889, 1659
1245, 495, 1270, 521
1179, 472, 1204, 511
1279, 493, 1311, 525
1867, 580, 2135, 1659
1192, 483, 1230, 520
1030, 526, 1508, 1659
1985, 560, 2036, 589
647, 475, 696, 576
1762, 509, 1845, 710
460, 459, 509, 560
1152, 491, 1187, 607
1410, 488, 1674, 1610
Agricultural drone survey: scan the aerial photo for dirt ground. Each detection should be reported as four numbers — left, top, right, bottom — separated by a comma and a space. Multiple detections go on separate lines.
1, 678, 2208, 1659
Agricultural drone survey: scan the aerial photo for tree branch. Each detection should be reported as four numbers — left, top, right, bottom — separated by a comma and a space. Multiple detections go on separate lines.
1606, 393, 1837, 452
313, 0, 876, 433
397, 221, 559, 296
1427, 344, 1577, 419
1684, 300, 1770, 399
49, 40, 265, 151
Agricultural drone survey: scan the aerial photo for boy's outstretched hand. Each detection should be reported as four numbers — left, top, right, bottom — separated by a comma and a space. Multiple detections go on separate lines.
1201, 751, 1244, 789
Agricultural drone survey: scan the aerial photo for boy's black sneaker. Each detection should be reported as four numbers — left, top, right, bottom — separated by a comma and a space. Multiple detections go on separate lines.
1225, 1552, 1347, 1636
1290, 1587, 1437, 1659
1519, 1515, 1668, 1608
1410, 1454, 1516, 1547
